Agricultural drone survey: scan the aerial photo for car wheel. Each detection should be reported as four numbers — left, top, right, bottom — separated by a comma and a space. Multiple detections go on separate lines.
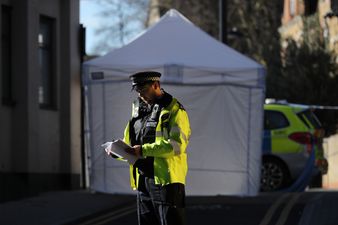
260, 157, 290, 192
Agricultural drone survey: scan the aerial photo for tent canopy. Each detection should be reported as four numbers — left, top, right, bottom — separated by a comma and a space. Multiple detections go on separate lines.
83, 9, 265, 196
84, 9, 264, 87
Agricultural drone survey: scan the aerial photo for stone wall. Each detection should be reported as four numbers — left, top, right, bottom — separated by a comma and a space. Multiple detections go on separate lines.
323, 134, 338, 189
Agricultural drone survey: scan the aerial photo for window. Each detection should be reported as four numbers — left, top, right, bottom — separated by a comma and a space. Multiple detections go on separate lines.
304, 0, 318, 15
332, 0, 338, 14
1, 5, 14, 106
290, 0, 296, 16
38, 16, 56, 109
264, 110, 290, 130
297, 110, 321, 129
164, 64, 183, 83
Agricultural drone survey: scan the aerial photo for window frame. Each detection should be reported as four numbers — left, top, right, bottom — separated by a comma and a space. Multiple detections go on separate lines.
1, 5, 15, 106
332, 0, 338, 14
297, 109, 322, 129
264, 110, 290, 130
304, 0, 318, 16
38, 15, 57, 110
290, 0, 296, 16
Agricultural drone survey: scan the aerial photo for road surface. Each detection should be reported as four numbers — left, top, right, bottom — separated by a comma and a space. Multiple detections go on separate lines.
73, 190, 338, 225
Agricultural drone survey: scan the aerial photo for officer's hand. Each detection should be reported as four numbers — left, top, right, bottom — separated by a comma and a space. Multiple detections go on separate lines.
101, 142, 113, 156
125, 145, 142, 157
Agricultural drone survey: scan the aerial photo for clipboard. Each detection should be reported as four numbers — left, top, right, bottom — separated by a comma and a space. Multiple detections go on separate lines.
102, 139, 139, 165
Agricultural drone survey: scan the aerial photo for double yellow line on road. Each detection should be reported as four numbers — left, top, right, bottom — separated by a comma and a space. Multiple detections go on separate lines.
259, 193, 302, 225
77, 203, 136, 225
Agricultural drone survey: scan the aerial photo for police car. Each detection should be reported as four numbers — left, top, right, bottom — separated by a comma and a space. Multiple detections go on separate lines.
261, 99, 328, 192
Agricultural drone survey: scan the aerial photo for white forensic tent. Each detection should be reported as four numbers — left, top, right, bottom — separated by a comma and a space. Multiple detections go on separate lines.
82, 9, 265, 196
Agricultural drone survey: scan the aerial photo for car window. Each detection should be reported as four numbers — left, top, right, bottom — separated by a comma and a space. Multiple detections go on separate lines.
264, 110, 290, 130
297, 110, 321, 129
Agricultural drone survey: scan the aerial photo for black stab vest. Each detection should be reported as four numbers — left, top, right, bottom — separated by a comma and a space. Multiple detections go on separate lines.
129, 92, 172, 178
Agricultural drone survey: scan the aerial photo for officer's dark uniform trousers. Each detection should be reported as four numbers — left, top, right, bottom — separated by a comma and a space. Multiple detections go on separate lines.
129, 93, 186, 225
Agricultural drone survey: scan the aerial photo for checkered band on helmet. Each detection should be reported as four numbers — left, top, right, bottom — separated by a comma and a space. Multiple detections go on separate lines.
129, 71, 161, 86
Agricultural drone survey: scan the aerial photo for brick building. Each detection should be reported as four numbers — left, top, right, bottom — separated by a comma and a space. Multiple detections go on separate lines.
280, 0, 338, 55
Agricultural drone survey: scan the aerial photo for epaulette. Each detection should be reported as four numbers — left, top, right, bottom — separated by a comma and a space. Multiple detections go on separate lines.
177, 101, 185, 110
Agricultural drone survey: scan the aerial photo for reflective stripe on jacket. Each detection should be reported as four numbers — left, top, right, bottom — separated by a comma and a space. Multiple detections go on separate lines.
123, 97, 191, 190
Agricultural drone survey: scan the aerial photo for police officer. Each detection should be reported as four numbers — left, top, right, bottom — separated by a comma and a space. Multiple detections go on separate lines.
119, 71, 191, 225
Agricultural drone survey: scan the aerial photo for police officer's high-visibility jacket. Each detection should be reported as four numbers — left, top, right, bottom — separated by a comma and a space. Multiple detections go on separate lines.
123, 94, 191, 190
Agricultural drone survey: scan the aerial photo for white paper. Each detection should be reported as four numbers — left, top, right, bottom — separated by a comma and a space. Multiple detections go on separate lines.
102, 139, 139, 165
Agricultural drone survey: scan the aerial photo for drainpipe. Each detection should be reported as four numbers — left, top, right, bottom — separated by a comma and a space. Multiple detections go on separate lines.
79, 24, 87, 189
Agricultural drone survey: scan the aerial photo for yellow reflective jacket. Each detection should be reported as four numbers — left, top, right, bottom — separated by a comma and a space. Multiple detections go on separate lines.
123, 97, 191, 190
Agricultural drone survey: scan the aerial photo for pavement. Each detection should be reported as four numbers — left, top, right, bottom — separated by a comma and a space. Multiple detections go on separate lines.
0, 190, 136, 225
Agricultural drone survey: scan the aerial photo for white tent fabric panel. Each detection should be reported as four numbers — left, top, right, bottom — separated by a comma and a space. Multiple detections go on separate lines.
162, 84, 263, 195
86, 82, 134, 194
85, 80, 263, 196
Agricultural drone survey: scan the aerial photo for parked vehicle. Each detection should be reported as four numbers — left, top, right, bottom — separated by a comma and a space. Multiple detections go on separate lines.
261, 99, 328, 192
